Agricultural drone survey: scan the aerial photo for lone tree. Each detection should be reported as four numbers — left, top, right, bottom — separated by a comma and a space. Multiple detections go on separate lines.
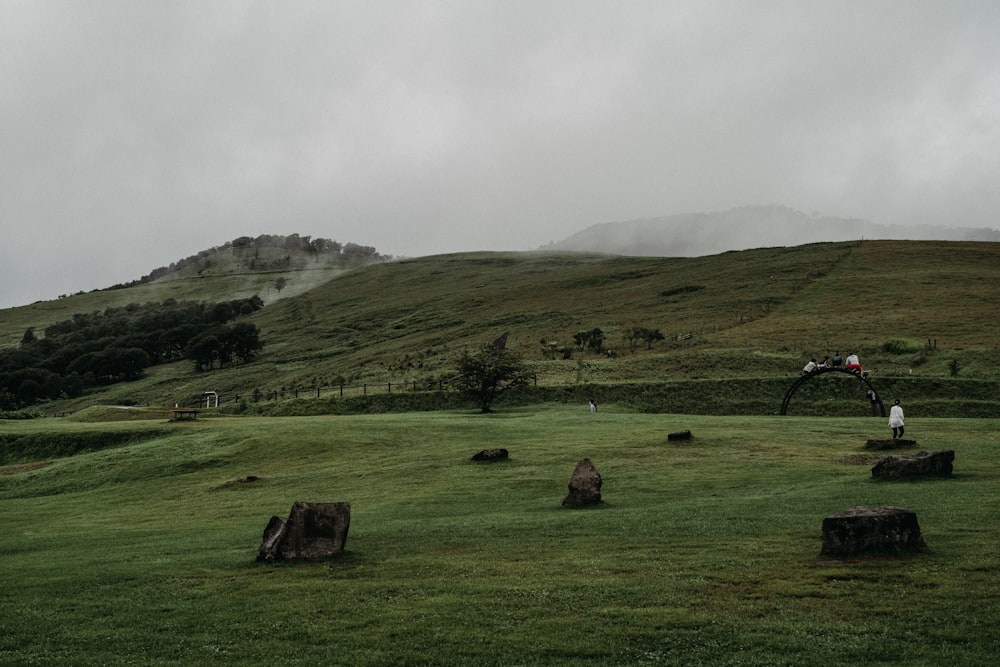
456, 340, 532, 413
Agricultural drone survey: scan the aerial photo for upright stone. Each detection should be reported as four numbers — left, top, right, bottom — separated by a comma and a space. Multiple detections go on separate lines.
257, 514, 288, 562
562, 458, 603, 507
256, 501, 351, 563
820, 506, 926, 558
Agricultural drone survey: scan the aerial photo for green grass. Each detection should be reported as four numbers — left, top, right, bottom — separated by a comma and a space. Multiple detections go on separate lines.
2, 239, 996, 663
2, 407, 999, 665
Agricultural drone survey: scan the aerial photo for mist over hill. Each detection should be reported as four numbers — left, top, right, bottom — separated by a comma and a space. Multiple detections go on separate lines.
544, 205, 1000, 257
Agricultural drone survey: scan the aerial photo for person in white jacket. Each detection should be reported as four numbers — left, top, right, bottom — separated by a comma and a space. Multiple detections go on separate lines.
889, 399, 905, 439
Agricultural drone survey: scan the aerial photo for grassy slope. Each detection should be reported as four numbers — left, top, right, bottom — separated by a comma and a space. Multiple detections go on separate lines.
0, 243, 367, 346
2, 240, 998, 413
710, 241, 999, 351
2, 408, 999, 665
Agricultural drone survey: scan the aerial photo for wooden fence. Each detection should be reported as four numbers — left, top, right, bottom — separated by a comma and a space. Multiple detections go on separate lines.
181, 375, 537, 409
180, 380, 450, 408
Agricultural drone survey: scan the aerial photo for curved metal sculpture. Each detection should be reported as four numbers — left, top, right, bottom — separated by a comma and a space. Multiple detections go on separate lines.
780, 367, 885, 416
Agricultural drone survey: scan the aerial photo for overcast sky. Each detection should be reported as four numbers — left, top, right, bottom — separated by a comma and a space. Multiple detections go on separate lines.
2, 1, 998, 309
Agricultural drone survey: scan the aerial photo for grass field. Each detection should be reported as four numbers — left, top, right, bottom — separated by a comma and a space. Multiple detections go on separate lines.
2, 407, 998, 665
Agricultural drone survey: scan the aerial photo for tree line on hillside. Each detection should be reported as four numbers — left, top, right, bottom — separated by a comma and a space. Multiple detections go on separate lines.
0, 297, 264, 410
100, 234, 388, 293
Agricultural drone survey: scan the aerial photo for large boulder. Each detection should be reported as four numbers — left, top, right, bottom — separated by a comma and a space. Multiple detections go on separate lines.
821, 506, 926, 558
256, 501, 351, 563
561, 458, 602, 507
872, 450, 954, 479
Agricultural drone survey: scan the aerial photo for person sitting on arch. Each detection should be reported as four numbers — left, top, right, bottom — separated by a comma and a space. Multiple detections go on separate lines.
845, 352, 862, 375
802, 358, 818, 374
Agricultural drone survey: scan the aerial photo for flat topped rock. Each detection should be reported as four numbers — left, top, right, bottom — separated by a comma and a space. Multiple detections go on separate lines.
821, 506, 926, 558
872, 450, 954, 479
471, 448, 509, 462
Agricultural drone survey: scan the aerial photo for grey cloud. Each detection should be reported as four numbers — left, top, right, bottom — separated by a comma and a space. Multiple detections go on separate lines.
2, 1, 998, 308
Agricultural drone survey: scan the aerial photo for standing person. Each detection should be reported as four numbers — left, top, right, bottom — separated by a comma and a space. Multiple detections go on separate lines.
589, 399, 597, 413
867, 389, 880, 417
889, 399, 905, 438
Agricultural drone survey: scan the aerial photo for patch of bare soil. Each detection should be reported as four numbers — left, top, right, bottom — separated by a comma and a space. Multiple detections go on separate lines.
839, 455, 880, 466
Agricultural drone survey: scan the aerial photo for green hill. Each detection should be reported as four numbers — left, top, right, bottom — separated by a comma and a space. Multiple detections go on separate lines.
0, 235, 385, 339
2, 239, 998, 417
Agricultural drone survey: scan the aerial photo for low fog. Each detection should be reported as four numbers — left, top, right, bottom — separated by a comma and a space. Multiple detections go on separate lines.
2, 1, 999, 308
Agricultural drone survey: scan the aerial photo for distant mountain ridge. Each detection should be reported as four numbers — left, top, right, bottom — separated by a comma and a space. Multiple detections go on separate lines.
544, 205, 1000, 257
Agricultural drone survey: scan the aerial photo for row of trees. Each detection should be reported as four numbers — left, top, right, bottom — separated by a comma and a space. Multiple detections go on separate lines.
1, 297, 264, 410
185, 323, 263, 371
105, 234, 388, 292
231, 234, 384, 260
542, 326, 666, 360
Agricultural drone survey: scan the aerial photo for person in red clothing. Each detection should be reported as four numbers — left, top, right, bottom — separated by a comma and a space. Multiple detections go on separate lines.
845, 352, 862, 375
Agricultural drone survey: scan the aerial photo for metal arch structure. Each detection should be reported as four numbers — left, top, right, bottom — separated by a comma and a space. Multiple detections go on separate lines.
780, 367, 885, 416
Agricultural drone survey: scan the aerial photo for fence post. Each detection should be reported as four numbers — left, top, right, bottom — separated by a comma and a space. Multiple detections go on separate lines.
388, 382, 391, 394
363, 384, 367, 396
340, 383, 344, 397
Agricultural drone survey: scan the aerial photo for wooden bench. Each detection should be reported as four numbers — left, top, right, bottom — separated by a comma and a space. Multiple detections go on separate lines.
170, 408, 199, 421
